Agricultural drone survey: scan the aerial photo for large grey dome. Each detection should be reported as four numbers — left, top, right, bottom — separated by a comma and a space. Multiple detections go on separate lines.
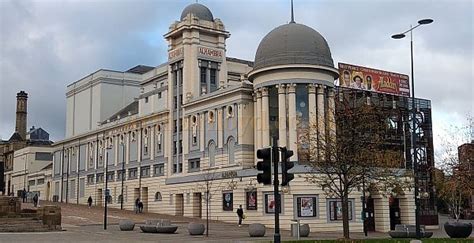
180, 3, 214, 21
254, 23, 334, 70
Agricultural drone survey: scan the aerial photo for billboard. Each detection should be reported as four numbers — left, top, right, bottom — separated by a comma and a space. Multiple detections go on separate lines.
338, 63, 410, 97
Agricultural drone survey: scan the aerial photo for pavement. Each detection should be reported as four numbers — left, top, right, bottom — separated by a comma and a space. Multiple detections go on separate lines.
0, 202, 472, 242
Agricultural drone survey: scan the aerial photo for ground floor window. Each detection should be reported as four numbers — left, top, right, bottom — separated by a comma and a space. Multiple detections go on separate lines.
295, 195, 318, 218
264, 192, 282, 214
246, 190, 257, 210
327, 199, 355, 221
154, 164, 164, 176
223, 191, 233, 211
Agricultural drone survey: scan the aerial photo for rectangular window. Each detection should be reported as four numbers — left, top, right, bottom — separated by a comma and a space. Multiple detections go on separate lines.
96, 174, 104, 183
223, 192, 233, 211
87, 175, 95, 185
117, 170, 125, 181
174, 120, 177, 133
328, 199, 353, 221
180, 95, 183, 105
174, 97, 177, 110
295, 196, 318, 218
106, 172, 115, 182
210, 69, 216, 85
141, 166, 150, 178
173, 141, 177, 155
154, 164, 164, 176
264, 193, 282, 214
35, 152, 53, 161
179, 139, 183, 153
145, 97, 149, 103
200, 67, 207, 84
128, 168, 138, 179
37, 178, 45, 185
188, 159, 200, 172
246, 191, 257, 210
28, 180, 35, 186
158, 92, 162, 99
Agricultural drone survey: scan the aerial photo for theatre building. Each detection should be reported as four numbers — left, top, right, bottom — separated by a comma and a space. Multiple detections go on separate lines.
51, 3, 437, 232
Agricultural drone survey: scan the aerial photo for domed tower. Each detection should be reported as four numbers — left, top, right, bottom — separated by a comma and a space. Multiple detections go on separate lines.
248, 16, 338, 161
164, 3, 230, 173
164, 3, 230, 101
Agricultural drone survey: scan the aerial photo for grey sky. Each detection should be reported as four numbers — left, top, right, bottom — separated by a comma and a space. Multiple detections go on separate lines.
1, 0, 473, 151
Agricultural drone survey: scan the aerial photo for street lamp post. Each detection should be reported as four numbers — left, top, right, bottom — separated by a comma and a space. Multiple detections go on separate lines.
104, 147, 111, 230
391, 18, 433, 239
121, 143, 125, 210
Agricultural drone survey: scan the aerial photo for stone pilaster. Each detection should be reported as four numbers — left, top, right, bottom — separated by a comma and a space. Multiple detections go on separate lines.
317, 85, 326, 160
261, 87, 270, 147
287, 84, 298, 161
327, 88, 336, 147
200, 113, 205, 152
277, 84, 287, 148
255, 89, 262, 151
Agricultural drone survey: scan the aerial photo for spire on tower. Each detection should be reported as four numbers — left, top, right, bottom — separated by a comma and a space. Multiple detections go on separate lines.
290, 0, 295, 23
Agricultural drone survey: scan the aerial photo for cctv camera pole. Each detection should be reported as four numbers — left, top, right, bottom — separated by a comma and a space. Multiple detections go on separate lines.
272, 137, 281, 243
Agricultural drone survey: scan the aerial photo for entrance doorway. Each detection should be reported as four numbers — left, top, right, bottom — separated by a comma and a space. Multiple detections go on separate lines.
193, 192, 202, 218
366, 198, 375, 231
141, 187, 148, 213
389, 197, 401, 230
175, 194, 184, 216
97, 188, 103, 207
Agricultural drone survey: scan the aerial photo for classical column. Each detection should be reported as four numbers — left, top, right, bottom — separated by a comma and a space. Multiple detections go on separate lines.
327, 88, 336, 148
277, 84, 287, 148
317, 85, 326, 159
287, 84, 298, 161
308, 84, 317, 157
261, 87, 270, 147
255, 89, 262, 151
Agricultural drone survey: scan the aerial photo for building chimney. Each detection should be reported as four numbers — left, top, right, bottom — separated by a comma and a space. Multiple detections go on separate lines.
15, 91, 28, 140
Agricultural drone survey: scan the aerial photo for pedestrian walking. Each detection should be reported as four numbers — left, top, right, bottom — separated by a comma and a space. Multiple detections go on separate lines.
33, 194, 39, 207
138, 201, 144, 213
236, 205, 244, 227
135, 198, 140, 214
87, 196, 93, 208
22, 188, 27, 203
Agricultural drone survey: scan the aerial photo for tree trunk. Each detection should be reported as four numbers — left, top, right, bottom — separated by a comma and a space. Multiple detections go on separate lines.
342, 193, 350, 239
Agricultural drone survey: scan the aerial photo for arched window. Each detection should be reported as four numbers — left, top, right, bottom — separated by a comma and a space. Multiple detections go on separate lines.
118, 194, 123, 204
155, 192, 162, 201
227, 137, 235, 164
208, 140, 216, 167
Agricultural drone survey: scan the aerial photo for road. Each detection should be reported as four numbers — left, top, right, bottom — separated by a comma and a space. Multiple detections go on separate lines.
0, 202, 471, 242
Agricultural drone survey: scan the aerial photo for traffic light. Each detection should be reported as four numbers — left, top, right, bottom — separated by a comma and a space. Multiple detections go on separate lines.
256, 148, 272, 185
281, 147, 294, 186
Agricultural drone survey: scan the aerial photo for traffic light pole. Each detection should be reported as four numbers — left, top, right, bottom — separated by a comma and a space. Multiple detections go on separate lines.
272, 142, 281, 243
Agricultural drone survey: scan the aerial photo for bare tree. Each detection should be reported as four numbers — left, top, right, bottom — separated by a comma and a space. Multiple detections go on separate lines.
196, 168, 224, 237
435, 116, 473, 221
301, 96, 412, 239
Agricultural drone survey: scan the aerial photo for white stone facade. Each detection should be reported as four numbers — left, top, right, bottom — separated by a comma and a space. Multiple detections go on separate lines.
50, 3, 416, 233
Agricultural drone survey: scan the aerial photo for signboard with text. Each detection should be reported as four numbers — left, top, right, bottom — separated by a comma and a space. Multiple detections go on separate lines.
338, 63, 410, 97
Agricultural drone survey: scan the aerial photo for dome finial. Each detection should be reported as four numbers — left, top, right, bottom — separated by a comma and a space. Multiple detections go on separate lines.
290, 0, 295, 23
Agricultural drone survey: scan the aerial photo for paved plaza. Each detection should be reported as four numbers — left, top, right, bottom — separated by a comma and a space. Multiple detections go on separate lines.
0, 202, 471, 243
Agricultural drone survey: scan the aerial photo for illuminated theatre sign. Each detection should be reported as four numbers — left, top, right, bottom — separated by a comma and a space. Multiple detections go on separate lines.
338, 63, 410, 97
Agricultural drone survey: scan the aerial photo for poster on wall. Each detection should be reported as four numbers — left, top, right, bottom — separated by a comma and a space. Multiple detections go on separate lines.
338, 62, 410, 97
265, 193, 281, 214
297, 196, 317, 217
223, 192, 233, 211
246, 191, 257, 210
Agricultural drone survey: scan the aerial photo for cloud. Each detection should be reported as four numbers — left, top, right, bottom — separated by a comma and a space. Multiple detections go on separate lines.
1, 0, 472, 153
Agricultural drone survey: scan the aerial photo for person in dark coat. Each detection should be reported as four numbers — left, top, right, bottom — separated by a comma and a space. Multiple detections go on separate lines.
33, 194, 39, 207
236, 205, 244, 227
22, 188, 27, 203
138, 201, 144, 213
135, 198, 140, 214
87, 196, 93, 208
